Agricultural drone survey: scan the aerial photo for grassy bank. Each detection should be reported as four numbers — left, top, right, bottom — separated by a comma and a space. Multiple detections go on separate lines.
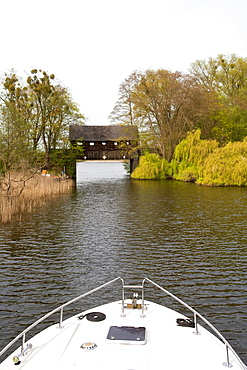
0, 173, 75, 223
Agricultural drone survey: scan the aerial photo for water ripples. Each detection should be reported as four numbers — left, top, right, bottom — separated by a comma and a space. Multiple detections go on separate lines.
0, 162, 247, 363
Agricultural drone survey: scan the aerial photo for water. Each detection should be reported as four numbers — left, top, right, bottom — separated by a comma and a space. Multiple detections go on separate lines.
0, 161, 247, 363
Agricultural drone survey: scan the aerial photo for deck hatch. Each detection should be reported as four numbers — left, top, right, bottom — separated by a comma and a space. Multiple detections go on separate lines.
106, 326, 146, 344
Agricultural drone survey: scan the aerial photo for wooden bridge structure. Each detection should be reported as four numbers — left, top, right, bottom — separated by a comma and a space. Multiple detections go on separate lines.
69, 125, 139, 173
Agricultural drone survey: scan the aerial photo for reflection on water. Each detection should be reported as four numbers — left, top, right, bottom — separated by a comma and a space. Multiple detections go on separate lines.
0, 161, 247, 363
77, 160, 127, 181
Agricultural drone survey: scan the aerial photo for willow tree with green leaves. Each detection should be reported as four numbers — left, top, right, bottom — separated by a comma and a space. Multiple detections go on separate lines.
131, 152, 171, 179
190, 54, 247, 143
171, 129, 219, 182
199, 139, 247, 186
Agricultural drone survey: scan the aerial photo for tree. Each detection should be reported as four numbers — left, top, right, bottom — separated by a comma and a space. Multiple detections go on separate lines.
111, 69, 217, 161
0, 73, 34, 172
26, 69, 84, 169
171, 129, 219, 182
190, 54, 247, 142
131, 152, 171, 179
109, 71, 142, 126
0, 69, 84, 174
200, 138, 247, 186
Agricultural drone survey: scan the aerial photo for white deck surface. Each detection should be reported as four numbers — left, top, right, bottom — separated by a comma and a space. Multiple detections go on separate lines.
0, 300, 245, 370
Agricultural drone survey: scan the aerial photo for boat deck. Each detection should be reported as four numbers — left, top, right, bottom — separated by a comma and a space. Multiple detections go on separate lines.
0, 299, 243, 369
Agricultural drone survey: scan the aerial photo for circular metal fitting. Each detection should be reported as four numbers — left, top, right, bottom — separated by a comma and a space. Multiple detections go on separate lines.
80, 342, 97, 351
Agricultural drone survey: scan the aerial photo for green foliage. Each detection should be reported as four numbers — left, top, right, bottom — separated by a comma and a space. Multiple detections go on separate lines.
123, 160, 130, 174
190, 54, 247, 99
50, 149, 76, 178
0, 72, 35, 173
50, 141, 84, 178
191, 54, 247, 143
171, 130, 218, 181
116, 54, 247, 186
170, 129, 247, 186
131, 152, 171, 179
212, 105, 247, 143
0, 69, 84, 174
26, 69, 84, 168
111, 69, 216, 161
198, 140, 247, 186
110, 54, 247, 158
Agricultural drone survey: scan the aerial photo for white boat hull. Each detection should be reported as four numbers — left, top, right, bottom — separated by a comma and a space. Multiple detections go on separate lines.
0, 299, 245, 369
0, 278, 246, 370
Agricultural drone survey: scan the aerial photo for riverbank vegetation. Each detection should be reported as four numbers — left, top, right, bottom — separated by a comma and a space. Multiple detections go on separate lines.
110, 54, 247, 186
0, 172, 75, 223
0, 69, 84, 222
130, 152, 171, 180
131, 130, 247, 186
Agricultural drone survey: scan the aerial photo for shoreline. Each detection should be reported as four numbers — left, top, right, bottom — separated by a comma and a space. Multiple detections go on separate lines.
0, 174, 75, 223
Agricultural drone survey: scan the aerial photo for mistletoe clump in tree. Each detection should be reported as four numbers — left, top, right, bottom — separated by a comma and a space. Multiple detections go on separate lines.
26, 69, 84, 170
190, 54, 247, 143
0, 69, 84, 175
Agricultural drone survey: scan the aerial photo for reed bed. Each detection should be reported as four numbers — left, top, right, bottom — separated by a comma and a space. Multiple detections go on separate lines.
0, 173, 75, 223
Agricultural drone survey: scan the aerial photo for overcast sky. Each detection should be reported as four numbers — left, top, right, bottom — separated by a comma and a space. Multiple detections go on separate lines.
1, 0, 247, 125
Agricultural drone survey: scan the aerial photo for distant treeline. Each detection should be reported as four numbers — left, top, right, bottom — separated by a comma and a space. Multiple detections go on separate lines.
0, 69, 84, 176
110, 54, 247, 160
110, 53, 247, 185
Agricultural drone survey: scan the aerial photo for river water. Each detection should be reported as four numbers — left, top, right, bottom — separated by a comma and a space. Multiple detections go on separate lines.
0, 161, 247, 363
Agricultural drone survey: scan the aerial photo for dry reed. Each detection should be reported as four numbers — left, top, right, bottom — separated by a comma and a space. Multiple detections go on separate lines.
0, 173, 75, 223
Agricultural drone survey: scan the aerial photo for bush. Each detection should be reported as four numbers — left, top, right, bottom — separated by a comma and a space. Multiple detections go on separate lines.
171, 129, 218, 182
131, 152, 171, 179
198, 140, 247, 186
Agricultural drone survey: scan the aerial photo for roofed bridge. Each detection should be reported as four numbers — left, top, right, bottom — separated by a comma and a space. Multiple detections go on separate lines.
69, 125, 139, 173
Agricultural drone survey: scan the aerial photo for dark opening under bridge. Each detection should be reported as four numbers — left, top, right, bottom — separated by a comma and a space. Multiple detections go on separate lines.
69, 125, 139, 173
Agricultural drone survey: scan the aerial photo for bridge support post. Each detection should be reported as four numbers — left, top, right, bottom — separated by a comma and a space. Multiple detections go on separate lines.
130, 156, 139, 174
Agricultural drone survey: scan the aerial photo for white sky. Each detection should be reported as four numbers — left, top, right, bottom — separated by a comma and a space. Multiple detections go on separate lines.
1, 0, 247, 125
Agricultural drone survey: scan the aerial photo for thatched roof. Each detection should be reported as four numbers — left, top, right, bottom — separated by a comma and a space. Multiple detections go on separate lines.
69, 125, 139, 142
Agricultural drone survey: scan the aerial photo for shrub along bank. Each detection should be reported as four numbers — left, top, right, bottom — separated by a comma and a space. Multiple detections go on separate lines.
0, 173, 75, 223
131, 130, 247, 186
